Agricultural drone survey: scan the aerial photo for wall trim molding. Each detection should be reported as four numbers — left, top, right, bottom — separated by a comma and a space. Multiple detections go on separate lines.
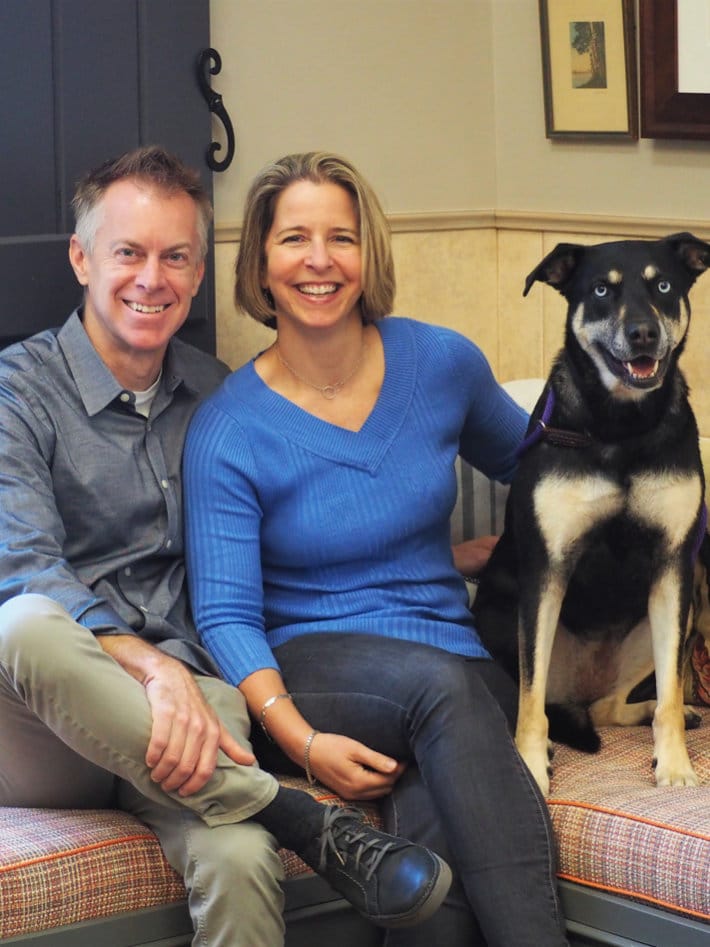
495, 210, 710, 239
387, 211, 496, 232
215, 210, 710, 243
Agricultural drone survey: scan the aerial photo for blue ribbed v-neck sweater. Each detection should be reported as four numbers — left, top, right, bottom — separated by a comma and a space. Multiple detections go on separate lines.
184, 317, 527, 686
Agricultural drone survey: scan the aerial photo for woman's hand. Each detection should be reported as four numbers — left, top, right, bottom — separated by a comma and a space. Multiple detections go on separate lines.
239, 669, 405, 800
308, 732, 406, 800
452, 534, 499, 577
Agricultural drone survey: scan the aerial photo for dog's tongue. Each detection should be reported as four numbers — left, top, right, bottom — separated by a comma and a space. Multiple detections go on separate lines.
625, 357, 658, 379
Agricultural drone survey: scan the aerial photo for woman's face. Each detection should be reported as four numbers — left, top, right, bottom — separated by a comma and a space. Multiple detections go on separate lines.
261, 180, 363, 333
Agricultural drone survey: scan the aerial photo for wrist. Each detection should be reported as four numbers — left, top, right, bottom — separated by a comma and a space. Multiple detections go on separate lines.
259, 693, 293, 740
249, 690, 313, 766
98, 633, 165, 684
304, 729, 320, 786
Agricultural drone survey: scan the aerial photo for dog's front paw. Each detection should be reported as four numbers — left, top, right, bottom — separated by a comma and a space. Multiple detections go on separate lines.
653, 757, 700, 787
519, 745, 552, 796
683, 708, 702, 731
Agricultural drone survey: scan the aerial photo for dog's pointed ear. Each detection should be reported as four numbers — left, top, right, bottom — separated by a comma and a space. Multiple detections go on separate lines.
523, 243, 586, 297
663, 232, 710, 283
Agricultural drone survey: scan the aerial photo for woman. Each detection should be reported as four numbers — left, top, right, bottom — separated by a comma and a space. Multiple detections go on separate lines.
184, 152, 569, 946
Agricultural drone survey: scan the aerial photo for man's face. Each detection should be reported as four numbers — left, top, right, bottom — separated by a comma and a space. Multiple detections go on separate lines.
69, 178, 205, 386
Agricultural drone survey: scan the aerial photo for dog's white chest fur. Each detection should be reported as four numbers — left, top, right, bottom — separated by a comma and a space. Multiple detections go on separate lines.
534, 471, 701, 560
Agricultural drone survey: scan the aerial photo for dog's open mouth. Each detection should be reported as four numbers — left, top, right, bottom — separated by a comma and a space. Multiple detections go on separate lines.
623, 356, 659, 382
601, 350, 668, 389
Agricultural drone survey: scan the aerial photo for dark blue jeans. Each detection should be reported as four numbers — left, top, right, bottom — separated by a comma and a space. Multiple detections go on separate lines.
253, 633, 568, 947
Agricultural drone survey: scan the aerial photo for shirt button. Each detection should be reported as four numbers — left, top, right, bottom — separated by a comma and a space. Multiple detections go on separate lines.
161, 479, 169, 489
124, 567, 132, 576
166, 539, 172, 549
120, 392, 131, 403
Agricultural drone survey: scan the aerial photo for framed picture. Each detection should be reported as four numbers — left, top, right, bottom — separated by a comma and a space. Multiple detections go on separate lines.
539, 0, 638, 139
640, 0, 710, 140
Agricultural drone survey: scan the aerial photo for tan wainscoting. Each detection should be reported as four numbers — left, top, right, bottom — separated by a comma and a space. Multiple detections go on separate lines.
214, 212, 710, 438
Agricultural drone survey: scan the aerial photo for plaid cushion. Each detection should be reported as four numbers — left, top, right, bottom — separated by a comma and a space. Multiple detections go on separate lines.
0, 808, 185, 938
548, 707, 710, 922
4, 719, 709, 940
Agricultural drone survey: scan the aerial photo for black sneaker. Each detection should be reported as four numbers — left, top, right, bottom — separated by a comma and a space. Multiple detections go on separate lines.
300, 805, 452, 929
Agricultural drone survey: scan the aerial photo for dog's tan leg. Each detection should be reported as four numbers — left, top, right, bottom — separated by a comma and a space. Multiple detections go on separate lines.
516, 576, 566, 797
628, 473, 701, 786
521, 473, 623, 794
649, 568, 698, 787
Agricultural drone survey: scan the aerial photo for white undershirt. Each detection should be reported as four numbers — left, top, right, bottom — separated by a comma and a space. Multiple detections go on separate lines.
132, 371, 162, 418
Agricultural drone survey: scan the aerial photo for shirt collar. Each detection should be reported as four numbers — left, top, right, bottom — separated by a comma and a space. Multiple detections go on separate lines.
57, 310, 195, 416
58, 311, 123, 417
162, 335, 201, 398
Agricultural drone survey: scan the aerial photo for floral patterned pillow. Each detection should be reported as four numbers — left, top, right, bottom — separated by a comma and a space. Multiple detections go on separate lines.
689, 536, 710, 706
690, 634, 710, 706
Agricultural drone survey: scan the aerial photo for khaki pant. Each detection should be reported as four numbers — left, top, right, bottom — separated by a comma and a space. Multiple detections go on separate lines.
0, 594, 285, 947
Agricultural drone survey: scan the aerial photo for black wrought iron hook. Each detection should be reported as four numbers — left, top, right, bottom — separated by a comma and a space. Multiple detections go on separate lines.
197, 48, 235, 173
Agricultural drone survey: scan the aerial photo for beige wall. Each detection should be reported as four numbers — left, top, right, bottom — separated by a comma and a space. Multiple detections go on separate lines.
209, 0, 496, 222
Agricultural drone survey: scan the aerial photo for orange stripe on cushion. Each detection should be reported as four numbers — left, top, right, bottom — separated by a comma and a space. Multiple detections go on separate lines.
0, 833, 158, 874
549, 799, 710, 843
556, 872, 710, 922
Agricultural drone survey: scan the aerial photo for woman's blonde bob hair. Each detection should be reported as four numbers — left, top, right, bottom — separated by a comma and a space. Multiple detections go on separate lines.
235, 152, 395, 328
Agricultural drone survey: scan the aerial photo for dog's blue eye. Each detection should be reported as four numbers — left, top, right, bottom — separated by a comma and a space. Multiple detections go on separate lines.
657, 280, 672, 294
593, 283, 608, 298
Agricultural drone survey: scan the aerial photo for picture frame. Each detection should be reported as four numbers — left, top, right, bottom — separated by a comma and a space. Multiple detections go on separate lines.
539, 0, 638, 139
640, 0, 710, 140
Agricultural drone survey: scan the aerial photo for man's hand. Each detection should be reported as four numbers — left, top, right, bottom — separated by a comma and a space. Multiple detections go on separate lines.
308, 732, 406, 801
98, 634, 254, 797
142, 659, 254, 796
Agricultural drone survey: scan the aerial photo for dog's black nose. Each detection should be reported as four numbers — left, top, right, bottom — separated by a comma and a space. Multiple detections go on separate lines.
625, 319, 659, 349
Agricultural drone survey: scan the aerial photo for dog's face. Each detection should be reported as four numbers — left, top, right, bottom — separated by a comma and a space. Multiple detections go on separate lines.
525, 233, 710, 400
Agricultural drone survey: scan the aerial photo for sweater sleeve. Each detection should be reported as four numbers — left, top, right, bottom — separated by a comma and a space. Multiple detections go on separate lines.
445, 330, 528, 483
183, 398, 279, 686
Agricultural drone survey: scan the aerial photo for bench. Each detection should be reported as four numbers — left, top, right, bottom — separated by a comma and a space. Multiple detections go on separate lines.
2, 715, 709, 946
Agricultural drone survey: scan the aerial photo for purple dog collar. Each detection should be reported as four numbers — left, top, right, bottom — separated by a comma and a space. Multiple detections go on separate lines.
516, 388, 592, 457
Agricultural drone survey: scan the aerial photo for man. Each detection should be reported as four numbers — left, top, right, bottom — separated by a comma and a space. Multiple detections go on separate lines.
0, 146, 450, 946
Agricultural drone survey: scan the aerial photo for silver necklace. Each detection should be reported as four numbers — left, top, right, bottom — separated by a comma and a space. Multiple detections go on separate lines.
276, 343, 365, 400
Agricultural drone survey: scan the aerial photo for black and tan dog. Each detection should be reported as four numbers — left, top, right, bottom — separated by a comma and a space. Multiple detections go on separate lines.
475, 233, 710, 795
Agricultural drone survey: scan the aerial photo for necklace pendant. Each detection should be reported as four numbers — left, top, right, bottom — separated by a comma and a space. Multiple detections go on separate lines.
275, 342, 364, 401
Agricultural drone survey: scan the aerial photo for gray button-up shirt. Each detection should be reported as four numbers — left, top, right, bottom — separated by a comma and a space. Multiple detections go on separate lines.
0, 311, 230, 674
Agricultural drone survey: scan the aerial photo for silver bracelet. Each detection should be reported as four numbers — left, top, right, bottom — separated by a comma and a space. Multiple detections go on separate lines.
304, 729, 319, 786
259, 693, 292, 740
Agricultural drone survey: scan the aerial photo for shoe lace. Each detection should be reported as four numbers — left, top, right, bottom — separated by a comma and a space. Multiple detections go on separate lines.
317, 806, 394, 881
